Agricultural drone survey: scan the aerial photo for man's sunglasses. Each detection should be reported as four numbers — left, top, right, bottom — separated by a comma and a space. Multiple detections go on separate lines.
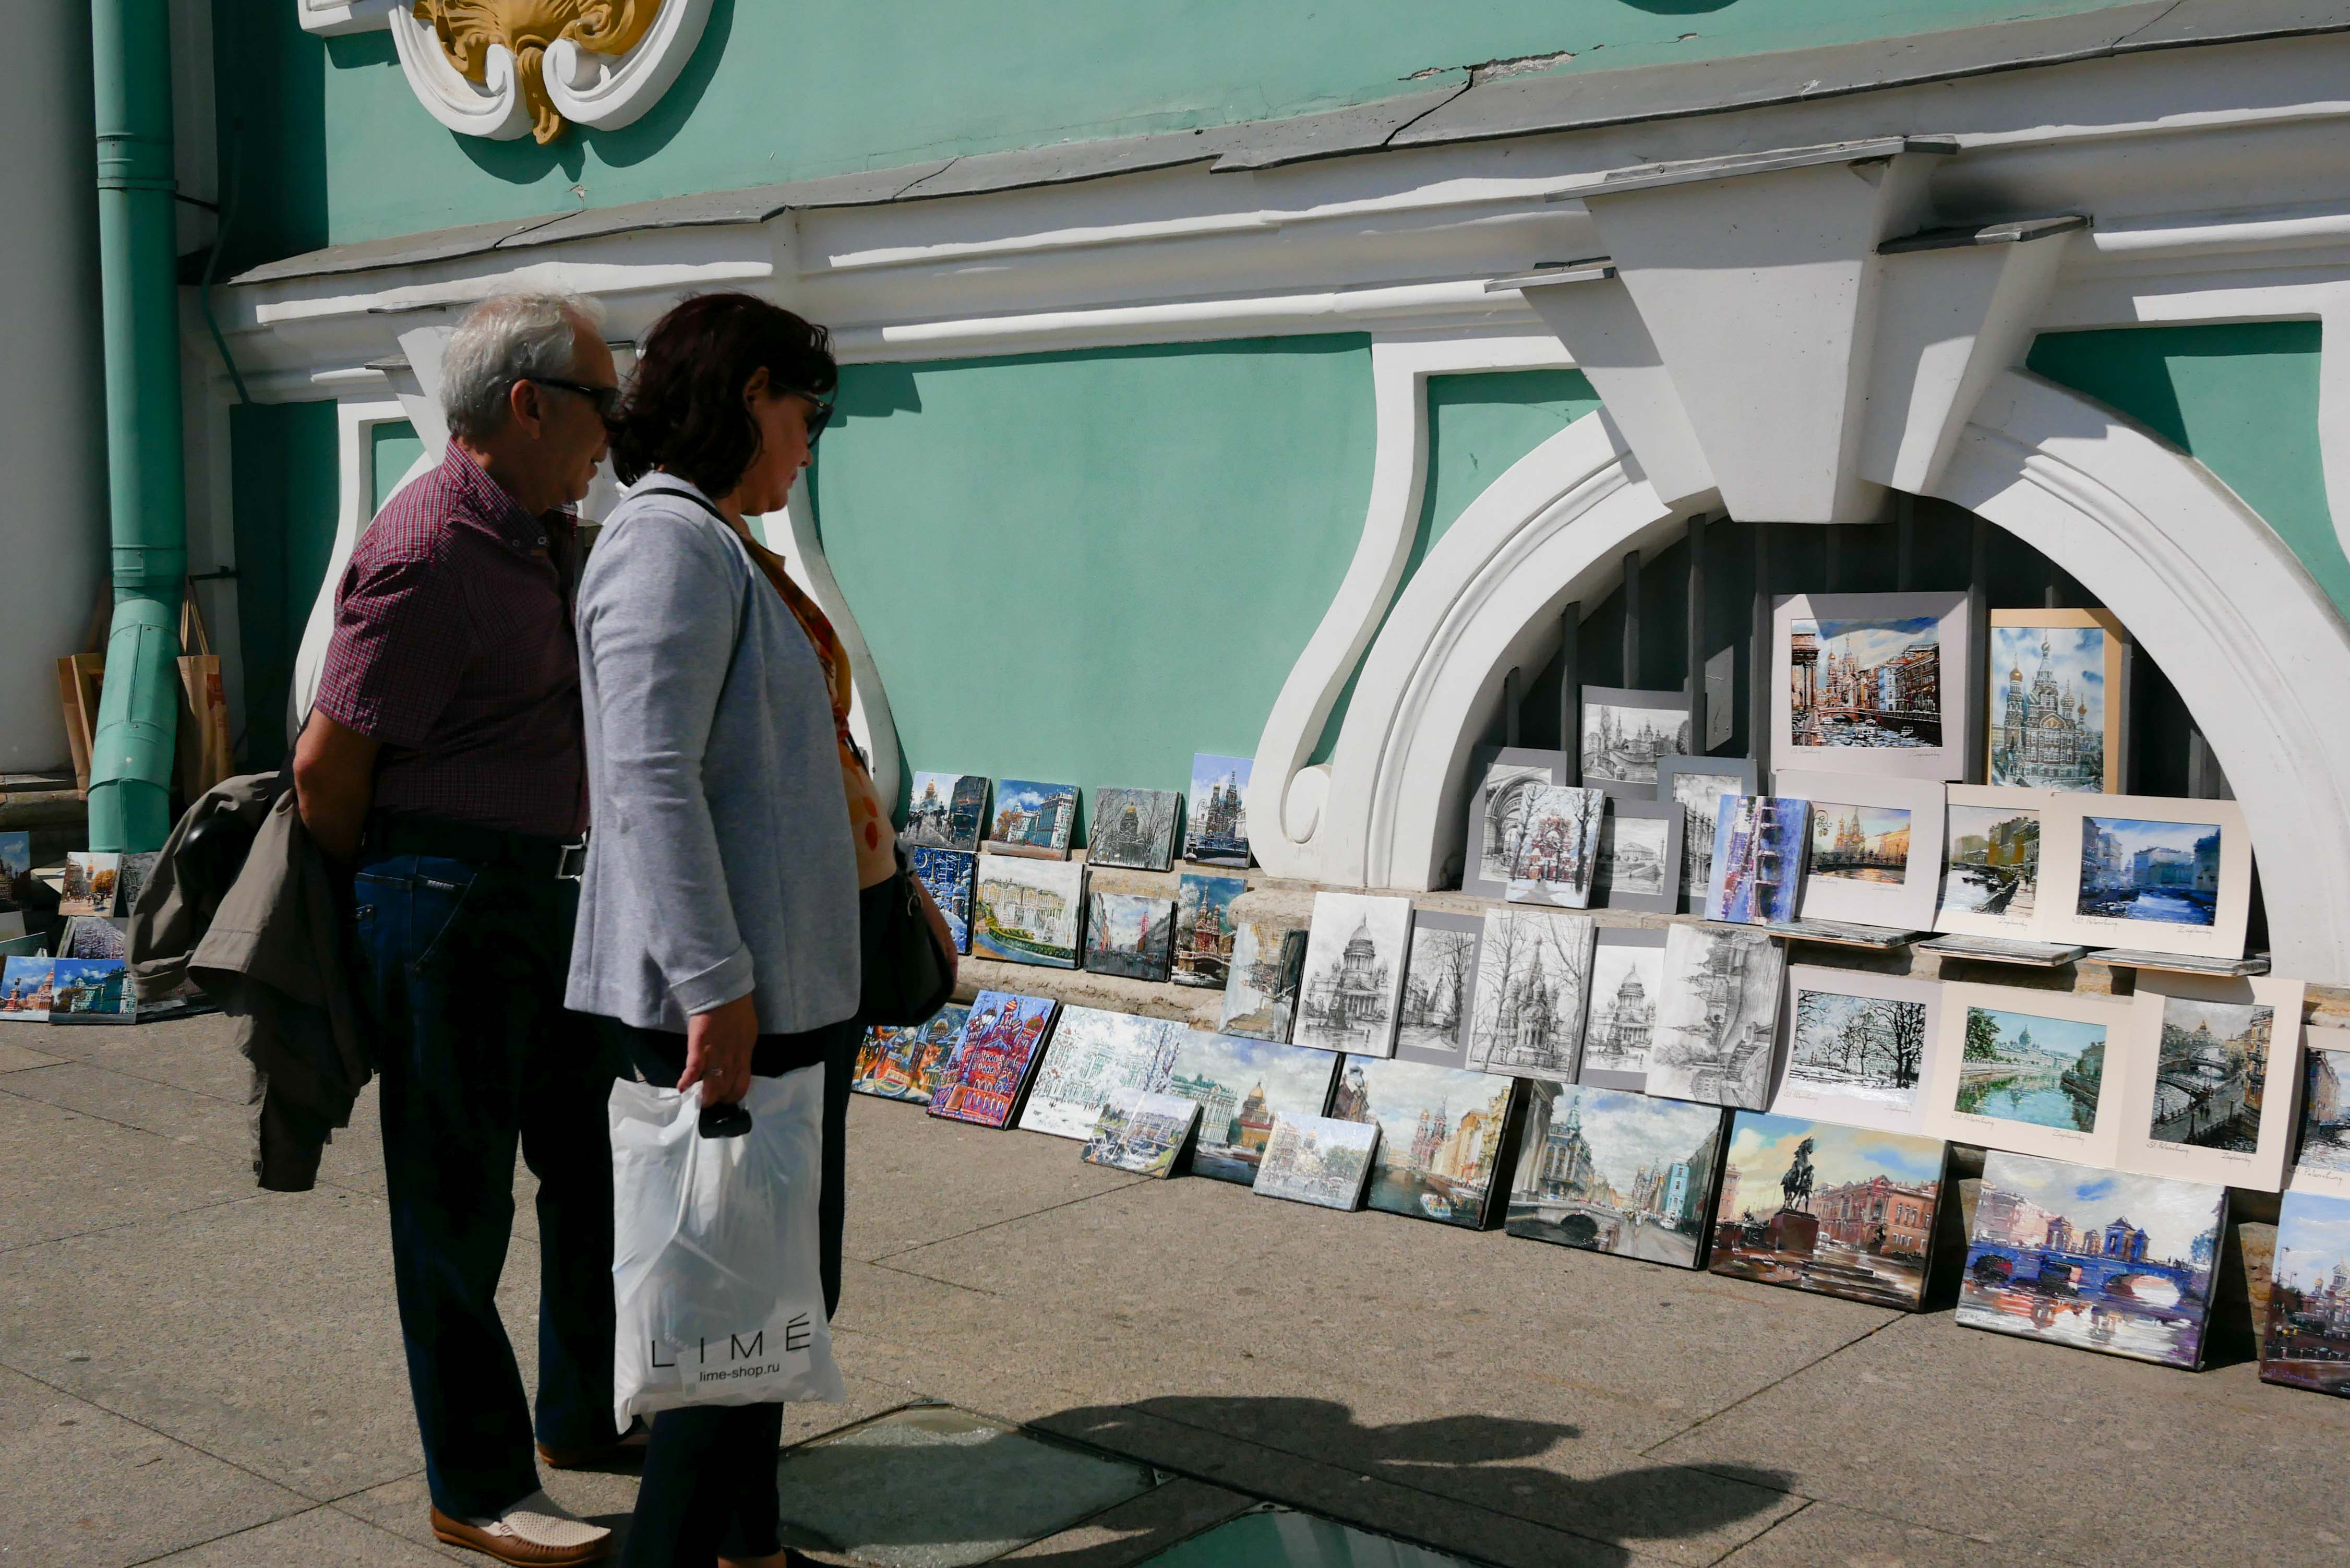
528, 376, 623, 421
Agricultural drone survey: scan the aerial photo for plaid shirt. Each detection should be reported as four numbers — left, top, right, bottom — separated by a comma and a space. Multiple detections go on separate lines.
315, 451, 589, 840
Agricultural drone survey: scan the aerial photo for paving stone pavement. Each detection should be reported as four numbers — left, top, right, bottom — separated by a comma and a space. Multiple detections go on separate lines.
5, 1014, 2349, 1567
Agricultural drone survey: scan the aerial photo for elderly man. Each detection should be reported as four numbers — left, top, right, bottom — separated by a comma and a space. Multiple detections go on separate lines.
295, 293, 626, 1566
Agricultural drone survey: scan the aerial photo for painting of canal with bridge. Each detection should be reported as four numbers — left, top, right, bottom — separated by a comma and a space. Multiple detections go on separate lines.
1957, 1006, 2105, 1133
1788, 614, 1943, 750
1961, 1151, 2227, 1369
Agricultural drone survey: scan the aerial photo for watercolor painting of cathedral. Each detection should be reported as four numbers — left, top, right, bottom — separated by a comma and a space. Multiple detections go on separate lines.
1989, 625, 2110, 791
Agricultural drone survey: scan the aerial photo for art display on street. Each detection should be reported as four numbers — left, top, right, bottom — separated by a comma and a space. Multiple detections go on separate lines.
1646, 924, 1785, 1110
1924, 983, 2134, 1165
1164, 1031, 1340, 1186
904, 772, 989, 852
1253, 1115, 1378, 1211
910, 846, 976, 953
1171, 871, 1246, 988
1218, 921, 1306, 1043
972, 854, 1084, 968
1934, 785, 2052, 940
1081, 1088, 1200, 1177
983, 779, 1078, 859
1463, 907, 1596, 1081
1579, 687, 1691, 788
1710, 1112, 1948, 1309
1330, 1055, 1518, 1228
1576, 930, 1667, 1092
1087, 787, 1180, 872
1083, 891, 1177, 982
1592, 799, 1682, 915
928, 991, 1059, 1127
1184, 753, 1253, 867
1461, 747, 1565, 900
1772, 591, 1970, 780
1959, 1150, 2227, 1370
1394, 912, 1480, 1067
1505, 1082, 1724, 1268
1506, 784, 1607, 909
852, 1003, 973, 1102
1986, 609, 2129, 793
1654, 755, 1756, 914
1294, 892, 1413, 1057
59, 852, 120, 918
2039, 793, 2251, 962
1016, 1007, 1183, 1139
1767, 966, 1943, 1136
2112, 974, 2304, 1192
1703, 795, 1811, 925
2262, 1189, 2350, 1396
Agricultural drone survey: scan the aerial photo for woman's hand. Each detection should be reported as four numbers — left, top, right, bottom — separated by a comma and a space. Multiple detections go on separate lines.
680, 992, 759, 1106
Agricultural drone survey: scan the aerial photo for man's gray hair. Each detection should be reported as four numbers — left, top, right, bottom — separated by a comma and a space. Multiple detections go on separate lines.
439, 292, 606, 440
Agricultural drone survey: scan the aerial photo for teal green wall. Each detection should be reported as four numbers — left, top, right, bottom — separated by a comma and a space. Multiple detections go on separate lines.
226, 0, 2159, 262
810, 338, 1375, 836
231, 400, 340, 769
2025, 324, 2346, 620
1309, 369, 1603, 761
371, 421, 424, 511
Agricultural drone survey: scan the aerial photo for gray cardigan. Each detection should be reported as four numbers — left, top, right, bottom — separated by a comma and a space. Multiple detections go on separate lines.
566, 476, 861, 1035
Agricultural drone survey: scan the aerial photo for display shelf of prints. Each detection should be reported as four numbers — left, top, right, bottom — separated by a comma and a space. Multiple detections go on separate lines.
1986, 608, 2130, 794
905, 772, 989, 853
1959, 1149, 2227, 1371
2261, 1187, 2350, 1397
1505, 1081, 1726, 1268
1184, 755, 1253, 867
852, 1004, 973, 1103
1578, 929, 1667, 1093
1463, 747, 1567, 901
1171, 872, 1246, 989
1646, 924, 1786, 1111
2109, 972, 2304, 1193
1755, 918, 1919, 950
1933, 785, 2056, 941
1914, 934, 2084, 968
1164, 1032, 1341, 1186
1579, 687, 1692, 793
1769, 966, 1944, 1138
1081, 1088, 1200, 1178
1219, 922, 1306, 1043
1655, 756, 1756, 915
1394, 912, 1480, 1069
1463, 907, 1595, 1083
1087, 787, 1180, 872
2286, 1025, 2350, 1201
1772, 591, 1970, 781
1705, 795, 1811, 926
1775, 769, 1944, 931
984, 780, 1078, 859
2088, 949, 2272, 978
971, 854, 1084, 968
911, 847, 976, 954
1083, 892, 1177, 982
928, 991, 1059, 1128
1592, 798, 1682, 915
1330, 1054, 1518, 1229
1294, 893, 1413, 1057
1711, 1112, 1950, 1310
1017, 1007, 1183, 1140
2038, 793, 2253, 963
1921, 982, 2136, 1166
1253, 1114, 1378, 1211
1507, 785, 1607, 909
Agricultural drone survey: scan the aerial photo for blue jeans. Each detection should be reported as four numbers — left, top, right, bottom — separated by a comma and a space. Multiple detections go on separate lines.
352, 849, 623, 1519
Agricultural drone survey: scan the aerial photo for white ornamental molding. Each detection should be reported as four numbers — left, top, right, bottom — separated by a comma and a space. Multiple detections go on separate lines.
297, 0, 714, 144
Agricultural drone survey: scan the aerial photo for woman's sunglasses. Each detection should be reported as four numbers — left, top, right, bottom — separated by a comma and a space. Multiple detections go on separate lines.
783, 387, 836, 444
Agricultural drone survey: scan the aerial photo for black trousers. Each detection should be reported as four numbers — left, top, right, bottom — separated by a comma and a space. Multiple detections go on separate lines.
603, 1014, 862, 1568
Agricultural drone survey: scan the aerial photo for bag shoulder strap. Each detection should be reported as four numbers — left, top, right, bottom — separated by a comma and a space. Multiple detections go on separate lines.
621, 480, 753, 683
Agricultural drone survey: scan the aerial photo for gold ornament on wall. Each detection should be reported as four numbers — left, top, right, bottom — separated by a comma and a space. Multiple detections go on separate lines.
413, 0, 660, 143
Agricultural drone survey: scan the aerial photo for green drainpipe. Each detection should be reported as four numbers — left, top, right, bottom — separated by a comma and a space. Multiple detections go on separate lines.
88, 0, 187, 852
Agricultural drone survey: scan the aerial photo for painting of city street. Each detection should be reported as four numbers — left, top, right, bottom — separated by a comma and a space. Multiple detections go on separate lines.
903, 772, 988, 852
1395, 914, 1479, 1065
1081, 1088, 1200, 1178
1219, 921, 1307, 1043
59, 852, 119, 918
1165, 1032, 1341, 1184
1989, 627, 2109, 791
1294, 893, 1412, 1055
1184, 753, 1253, 867
1083, 892, 1177, 982
1171, 872, 1246, 988
1960, 1150, 2227, 1369
1593, 807, 1674, 906
1087, 787, 1180, 871
2077, 816, 2221, 927
1331, 1055, 1518, 1227
852, 1003, 973, 1103
1506, 1081, 1724, 1267
1016, 1007, 1184, 1139
1579, 936, 1665, 1088
1958, 1006, 2106, 1132
1940, 801, 2040, 917
1253, 1115, 1378, 1211
972, 854, 1084, 968
1788, 616, 1943, 749
1506, 784, 1606, 909
1807, 803, 1912, 885
1472, 757, 1557, 891
2295, 1044, 2350, 1184
1710, 1113, 1948, 1309
982, 779, 1078, 859
1785, 984, 1928, 1111
928, 990, 1060, 1127
2147, 997, 2272, 1152
1580, 691, 1690, 786
1465, 908, 1596, 1081
2261, 1190, 2350, 1396
1647, 924, 1785, 1110
1659, 761, 1752, 911
910, 846, 976, 953
1704, 795, 1809, 925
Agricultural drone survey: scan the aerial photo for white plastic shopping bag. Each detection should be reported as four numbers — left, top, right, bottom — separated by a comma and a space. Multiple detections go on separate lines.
610, 1067, 845, 1426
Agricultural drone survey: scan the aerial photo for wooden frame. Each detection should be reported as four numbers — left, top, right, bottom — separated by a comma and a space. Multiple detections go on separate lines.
1985, 607, 2131, 793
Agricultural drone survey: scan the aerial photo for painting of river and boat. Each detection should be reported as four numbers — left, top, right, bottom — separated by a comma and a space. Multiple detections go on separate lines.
2077, 816, 2222, 928
1956, 1006, 2106, 1133
1938, 798, 2042, 927
1330, 1055, 1518, 1228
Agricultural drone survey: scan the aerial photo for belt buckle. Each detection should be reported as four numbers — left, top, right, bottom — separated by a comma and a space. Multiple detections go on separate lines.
555, 839, 588, 881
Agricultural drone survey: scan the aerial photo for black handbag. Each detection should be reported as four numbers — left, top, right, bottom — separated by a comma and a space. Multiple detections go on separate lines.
858, 847, 955, 1026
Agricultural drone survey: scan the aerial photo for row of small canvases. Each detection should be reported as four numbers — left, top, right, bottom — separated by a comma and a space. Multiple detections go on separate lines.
848, 977, 2350, 1386
898, 754, 1253, 871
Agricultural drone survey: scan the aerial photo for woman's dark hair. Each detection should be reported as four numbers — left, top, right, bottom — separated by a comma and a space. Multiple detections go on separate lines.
608, 292, 838, 494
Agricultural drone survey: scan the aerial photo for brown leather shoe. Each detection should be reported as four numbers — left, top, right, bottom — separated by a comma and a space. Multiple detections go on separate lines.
536, 1424, 650, 1470
430, 1494, 613, 1565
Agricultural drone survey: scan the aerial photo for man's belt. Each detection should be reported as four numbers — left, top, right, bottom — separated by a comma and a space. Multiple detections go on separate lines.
365, 812, 588, 881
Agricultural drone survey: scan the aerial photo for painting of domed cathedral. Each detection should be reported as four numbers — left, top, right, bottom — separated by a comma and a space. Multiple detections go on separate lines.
1086, 787, 1180, 871
1294, 892, 1413, 1056
1465, 908, 1597, 1082
1163, 1031, 1341, 1184
1579, 687, 1691, 787
1578, 930, 1666, 1092
1184, 754, 1253, 867
902, 772, 989, 853
1171, 872, 1246, 988
1987, 611, 2129, 793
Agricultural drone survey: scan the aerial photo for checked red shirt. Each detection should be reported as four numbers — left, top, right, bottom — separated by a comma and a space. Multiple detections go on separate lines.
314, 451, 590, 840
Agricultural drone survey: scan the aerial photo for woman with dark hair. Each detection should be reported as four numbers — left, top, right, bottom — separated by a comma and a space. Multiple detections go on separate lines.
570, 291, 949, 1566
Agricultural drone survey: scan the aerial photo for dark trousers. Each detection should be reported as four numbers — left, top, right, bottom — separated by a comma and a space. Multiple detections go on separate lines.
603, 1015, 861, 1568
352, 845, 623, 1520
